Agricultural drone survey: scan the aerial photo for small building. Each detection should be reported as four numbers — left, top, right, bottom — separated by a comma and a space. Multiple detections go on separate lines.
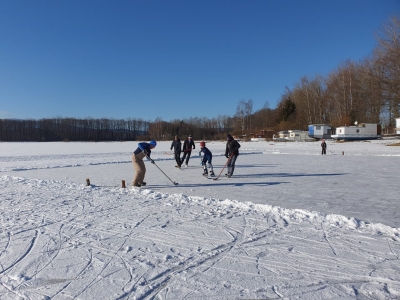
272, 130, 313, 142
250, 130, 274, 141
272, 131, 289, 142
287, 130, 314, 141
232, 134, 246, 141
288, 130, 302, 140
331, 122, 381, 140
308, 124, 332, 139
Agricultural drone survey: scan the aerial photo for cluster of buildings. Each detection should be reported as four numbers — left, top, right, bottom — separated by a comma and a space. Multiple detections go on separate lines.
308, 123, 382, 140
247, 118, 400, 142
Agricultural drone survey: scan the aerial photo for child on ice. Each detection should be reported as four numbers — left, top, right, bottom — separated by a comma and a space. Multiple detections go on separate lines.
199, 141, 215, 177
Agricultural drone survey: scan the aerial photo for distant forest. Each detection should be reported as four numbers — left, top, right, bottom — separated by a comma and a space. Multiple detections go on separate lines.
1, 17, 399, 142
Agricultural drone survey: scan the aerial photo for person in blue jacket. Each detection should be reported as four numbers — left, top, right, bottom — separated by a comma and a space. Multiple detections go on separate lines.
132, 140, 156, 187
199, 141, 215, 177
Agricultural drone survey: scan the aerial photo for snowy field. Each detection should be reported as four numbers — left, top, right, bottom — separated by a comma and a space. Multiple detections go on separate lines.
1, 139, 400, 299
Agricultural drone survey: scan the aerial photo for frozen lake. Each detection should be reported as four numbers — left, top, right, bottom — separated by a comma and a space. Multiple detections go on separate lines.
1, 139, 400, 299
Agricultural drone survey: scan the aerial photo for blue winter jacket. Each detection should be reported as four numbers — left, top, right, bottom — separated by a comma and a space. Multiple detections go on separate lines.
199, 147, 212, 164
134, 142, 152, 158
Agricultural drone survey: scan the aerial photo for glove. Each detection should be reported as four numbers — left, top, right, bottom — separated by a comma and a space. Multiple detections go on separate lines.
151, 159, 155, 164
226, 155, 229, 158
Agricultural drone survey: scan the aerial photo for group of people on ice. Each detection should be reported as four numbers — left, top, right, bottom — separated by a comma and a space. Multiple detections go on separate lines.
170, 134, 195, 168
131, 134, 241, 187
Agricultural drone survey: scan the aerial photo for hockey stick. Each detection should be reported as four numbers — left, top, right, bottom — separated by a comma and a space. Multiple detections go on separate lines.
146, 155, 179, 185
213, 154, 233, 180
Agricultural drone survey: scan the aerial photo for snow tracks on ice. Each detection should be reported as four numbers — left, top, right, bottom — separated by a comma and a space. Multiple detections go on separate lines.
1, 175, 400, 299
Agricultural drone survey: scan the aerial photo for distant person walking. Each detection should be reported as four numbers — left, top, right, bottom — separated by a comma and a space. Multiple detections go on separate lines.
181, 134, 195, 167
321, 139, 327, 155
132, 140, 156, 187
225, 134, 241, 178
170, 135, 182, 168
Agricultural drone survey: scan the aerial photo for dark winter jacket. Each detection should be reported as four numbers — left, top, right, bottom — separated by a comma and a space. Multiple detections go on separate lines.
321, 142, 327, 149
182, 138, 195, 152
170, 138, 182, 154
225, 137, 241, 157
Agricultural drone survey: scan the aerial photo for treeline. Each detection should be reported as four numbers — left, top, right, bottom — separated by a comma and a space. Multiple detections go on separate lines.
1, 17, 399, 142
149, 116, 235, 141
0, 118, 149, 142
226, 17, 400, 135
0, 117, 236, 142
272, 16, 400, 132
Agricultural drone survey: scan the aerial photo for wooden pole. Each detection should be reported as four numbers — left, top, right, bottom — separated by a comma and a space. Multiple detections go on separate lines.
122, 180, 126, 188
86, 178, 91, 186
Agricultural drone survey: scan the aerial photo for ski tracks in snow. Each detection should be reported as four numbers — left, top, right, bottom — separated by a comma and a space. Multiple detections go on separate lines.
1, 175, 400, 299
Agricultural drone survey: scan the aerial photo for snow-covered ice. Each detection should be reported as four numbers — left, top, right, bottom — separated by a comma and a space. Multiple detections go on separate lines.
1, 139, 400, 299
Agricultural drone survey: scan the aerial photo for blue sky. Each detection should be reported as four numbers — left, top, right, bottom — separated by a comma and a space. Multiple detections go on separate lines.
1, 1, 399, 122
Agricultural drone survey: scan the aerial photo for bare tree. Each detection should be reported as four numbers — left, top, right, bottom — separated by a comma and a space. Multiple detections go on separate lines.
374, 16, 400, 124
234, 99, 253, 135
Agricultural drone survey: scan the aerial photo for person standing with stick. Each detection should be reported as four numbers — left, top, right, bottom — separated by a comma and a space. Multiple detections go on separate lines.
181, 134, 195, 167
225, 134, 241, 178
321, 139, 327, 155
170, 135, 182, 168
199, 141, 215, 177
132, 140, 156, 187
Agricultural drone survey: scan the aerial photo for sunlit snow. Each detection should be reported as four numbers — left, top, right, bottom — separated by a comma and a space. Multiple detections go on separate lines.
1, 139, 400, 299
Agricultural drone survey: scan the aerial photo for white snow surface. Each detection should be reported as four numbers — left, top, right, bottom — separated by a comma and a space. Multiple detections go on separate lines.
1, 139, 400, 299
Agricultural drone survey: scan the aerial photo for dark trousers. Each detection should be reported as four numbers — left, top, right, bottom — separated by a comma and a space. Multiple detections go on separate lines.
322, 148, 326, 155
181, 150, 192, 165
174, 152, 182, 166
227, 154, 238, 175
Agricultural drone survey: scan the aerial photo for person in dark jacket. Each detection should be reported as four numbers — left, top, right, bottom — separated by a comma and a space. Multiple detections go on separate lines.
181, 134, 195, 167
170, 135, 182, 168
199, 141, 215, 177
321, 139, 327, 155
225, 134, 241, 177
132, 140, 156, 187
